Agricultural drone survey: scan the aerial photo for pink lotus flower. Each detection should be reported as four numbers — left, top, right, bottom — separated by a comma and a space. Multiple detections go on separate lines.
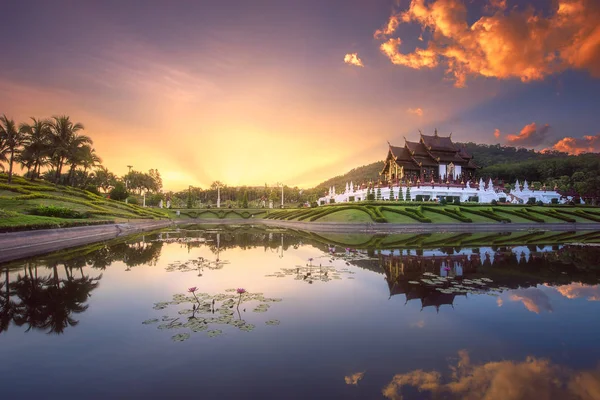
237, 288, 246, 294
188, 287, 198, 293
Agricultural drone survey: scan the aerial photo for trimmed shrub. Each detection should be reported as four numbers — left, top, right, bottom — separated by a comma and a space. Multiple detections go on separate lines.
536, 200, 544, 206
127, 196, 139, 205
349, 196, 355, 202
491, 199, 498, 205
85, 185, 100, 195
415, 195, 423, 202
499, 197, 507, 203
109, 182, 128, 201
551, 198, 559, 204
527, 197, 536, 205
30, 205, 88, 219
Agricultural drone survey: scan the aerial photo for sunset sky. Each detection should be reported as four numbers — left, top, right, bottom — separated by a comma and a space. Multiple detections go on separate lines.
1, 0, 599, 190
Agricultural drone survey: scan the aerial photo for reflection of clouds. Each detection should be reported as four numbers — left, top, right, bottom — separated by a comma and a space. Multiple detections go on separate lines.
409, 320, 425, 329
508, 288, 552, 314
383, 350, 600, 400
553, 284, 600, 302
344, 372, 365, 386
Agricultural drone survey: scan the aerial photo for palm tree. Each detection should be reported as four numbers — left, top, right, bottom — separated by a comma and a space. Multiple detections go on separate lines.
0, 115, 25, 184
18, 118, 51, 180
78, 145, 102, 186
48, 115, 85, 184
91, 165, 117, 193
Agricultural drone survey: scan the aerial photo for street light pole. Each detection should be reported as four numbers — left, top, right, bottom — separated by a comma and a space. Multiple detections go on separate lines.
277, 182, 284, 208
125, 165, 133, 204
218, 186, 221, 208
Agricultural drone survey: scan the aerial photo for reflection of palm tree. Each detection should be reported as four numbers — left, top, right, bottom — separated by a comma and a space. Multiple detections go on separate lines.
11, 265, 53, 332
0, 269, 18, 333
4, 264, 102, 334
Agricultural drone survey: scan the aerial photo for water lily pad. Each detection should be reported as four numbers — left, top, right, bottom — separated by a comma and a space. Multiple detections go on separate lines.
172, 333, 190, 342
153, 302, 169, 310
239, 324, 256, 332
142, 318, 159, 325
409, 281, 420, 284
207, 329, 223, 337
265, 319, 280, 326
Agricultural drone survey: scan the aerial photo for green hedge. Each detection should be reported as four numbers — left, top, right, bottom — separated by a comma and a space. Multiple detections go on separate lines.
421, 206, 472, 223
381, 206, 432, 223
493, 207, 545, 223
459, 207, 510, 223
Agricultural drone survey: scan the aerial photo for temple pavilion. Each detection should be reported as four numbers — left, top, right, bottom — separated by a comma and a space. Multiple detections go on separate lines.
380, 130, 478, 183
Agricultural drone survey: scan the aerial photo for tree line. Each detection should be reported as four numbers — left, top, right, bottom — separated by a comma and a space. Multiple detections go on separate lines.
0, 114, 162, 201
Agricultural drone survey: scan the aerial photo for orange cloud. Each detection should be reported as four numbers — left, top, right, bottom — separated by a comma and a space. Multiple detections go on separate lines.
380, 38, 439, 69
345, 371, 365, 385
374, 13, 403, 39
376, 0, 600, 87
493, 128, 500, 139
344, 53, 364, 67
506, 122, 551, 146
553, 283, 600, 301
382, 350, 600, 400
547, 134, 600, 155
508, 288, 552, 314
407, 107, 424, 117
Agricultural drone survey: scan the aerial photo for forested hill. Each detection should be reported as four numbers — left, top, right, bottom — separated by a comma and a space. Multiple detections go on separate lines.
310, 143, 600, 198
312, 161, 384, 194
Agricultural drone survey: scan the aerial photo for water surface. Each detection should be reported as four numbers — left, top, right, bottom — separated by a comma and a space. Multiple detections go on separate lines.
2, 226, 600, 399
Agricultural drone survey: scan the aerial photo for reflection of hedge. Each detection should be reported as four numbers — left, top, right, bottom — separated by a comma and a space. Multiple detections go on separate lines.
421, 206, 472, 223
493, 207, 544, 223
459, 207, 510, 223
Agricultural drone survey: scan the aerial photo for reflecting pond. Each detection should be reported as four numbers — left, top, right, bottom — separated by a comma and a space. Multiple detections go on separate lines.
2, 225, 600, 399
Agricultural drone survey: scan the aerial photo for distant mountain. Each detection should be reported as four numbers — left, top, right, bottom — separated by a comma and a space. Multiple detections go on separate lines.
312, 161, 384, 194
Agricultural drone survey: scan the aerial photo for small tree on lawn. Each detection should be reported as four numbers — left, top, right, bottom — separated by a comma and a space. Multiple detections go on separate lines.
242, 191, 248, 208
405, 186, 411, 201
187, 187, 193, 209
398, 187, 404, 201
376, 187, 381, 200
389, 187, 394, 201
109, 181, 128, 201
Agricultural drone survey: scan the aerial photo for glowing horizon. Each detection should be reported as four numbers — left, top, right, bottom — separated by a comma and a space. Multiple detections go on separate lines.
1, 0, 599, 191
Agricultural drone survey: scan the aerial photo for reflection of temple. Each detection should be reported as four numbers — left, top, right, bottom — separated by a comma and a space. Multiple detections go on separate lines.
380, 251, 480, 312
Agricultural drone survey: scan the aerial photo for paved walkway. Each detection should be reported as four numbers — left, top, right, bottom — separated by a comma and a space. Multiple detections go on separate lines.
0, 220, 173, 263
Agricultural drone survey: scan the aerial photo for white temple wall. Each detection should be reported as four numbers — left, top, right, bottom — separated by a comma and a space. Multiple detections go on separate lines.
454, 165, 462, 179
439, 164, 446, 178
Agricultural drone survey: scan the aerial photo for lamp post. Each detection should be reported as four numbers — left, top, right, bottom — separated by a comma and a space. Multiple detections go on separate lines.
125, 165, 133, 204
277, 182, 284, 208
216, 183, 222, 208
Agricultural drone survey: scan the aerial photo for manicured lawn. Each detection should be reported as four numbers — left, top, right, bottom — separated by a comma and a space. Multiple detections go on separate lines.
381, 211, 419, 223
316, 209, 372, 223
0, 214, 112, 232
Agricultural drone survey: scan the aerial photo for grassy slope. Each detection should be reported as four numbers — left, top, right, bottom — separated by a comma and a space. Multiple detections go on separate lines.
0, 175, 169, 231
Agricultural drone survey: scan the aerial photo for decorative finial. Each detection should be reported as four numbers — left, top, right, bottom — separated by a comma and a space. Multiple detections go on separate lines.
434, 128, 438, 137
449, 132, 452, 138
418, 129, 423, 136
